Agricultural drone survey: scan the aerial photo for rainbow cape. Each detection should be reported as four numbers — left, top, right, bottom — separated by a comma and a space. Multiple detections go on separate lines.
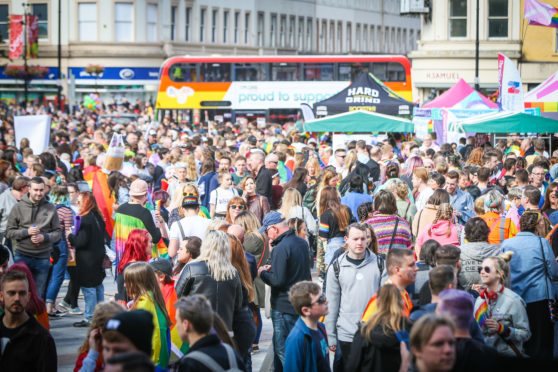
145, 202, 169, 259
475, 301, 489, 327
135, 292, 171, 369
162, 283, 189, 357
83, 168, 115, 237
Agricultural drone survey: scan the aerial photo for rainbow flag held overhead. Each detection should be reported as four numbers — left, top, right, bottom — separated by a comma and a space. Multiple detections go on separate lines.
525, 0, 558, 28
83, 168, 115, 237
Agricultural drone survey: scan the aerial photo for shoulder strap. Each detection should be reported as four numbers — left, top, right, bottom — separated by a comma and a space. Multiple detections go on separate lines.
177, 221, 186, 241
377, 254, 385, 276
184, 350, 225, 372
256, 238, 267, 269
414, 209, 424, 236
499, 217, 506, 243
404, 201, 411, 218
388, 217, 400, 251
223, 343, 238, 370
333, 256, 341, 280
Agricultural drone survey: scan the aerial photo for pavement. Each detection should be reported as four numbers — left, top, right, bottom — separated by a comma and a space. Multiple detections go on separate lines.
51, 269, 275, 372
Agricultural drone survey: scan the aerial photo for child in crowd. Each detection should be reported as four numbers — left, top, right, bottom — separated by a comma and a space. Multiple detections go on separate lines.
209, 171, 239, 219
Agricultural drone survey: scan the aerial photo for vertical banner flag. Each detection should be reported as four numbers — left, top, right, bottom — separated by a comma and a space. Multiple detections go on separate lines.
9, 15, 23, 59
26, 15, 38, 58
524, 0, 558, 28
14, 115, 51, 154
497, 53, 524, 112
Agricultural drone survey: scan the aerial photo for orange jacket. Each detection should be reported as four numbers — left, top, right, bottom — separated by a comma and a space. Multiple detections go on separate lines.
480, 212, 518, 244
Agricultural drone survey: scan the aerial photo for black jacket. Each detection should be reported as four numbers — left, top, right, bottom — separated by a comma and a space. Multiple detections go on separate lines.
0, 314, 57, 372
345, 321, 411, 372
68, 211, 107, 287
172, 333, 245, 372
255, 166, 273, 201
175, 260, 243, 330
260, 229, 312, 315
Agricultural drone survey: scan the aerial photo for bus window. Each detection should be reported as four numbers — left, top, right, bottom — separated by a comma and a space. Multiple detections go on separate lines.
168, 63, 198, 82
371, 62, 406, 82
234, 63, 268, 81
271, 63, 301, 81
304, 63, 334, 81
200, 63, 231, 82
338, 62, 370, 81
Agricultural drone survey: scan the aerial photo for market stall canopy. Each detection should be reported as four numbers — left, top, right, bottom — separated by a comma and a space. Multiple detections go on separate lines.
422, 78, 498, 109
457, 111, 558, 133
304, 110, 414, 133
313, 72, 413, 116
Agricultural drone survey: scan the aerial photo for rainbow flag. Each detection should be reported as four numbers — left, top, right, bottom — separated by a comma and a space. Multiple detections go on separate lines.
475, 301, 489, 327
134, 292, 171, 369
83, 168, 115, 237
162, 282, 189, 357
145, 202, 169, 259
525, 0, 558, 28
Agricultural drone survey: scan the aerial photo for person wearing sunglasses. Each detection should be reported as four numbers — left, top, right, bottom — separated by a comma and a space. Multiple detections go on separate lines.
225, 196, 247, 224
473, 252, 530, 357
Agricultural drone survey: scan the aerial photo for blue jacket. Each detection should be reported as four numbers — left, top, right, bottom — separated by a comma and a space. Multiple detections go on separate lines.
284, 318, 329, 372
501, 232, 558, 304
341, 191, 373, 219
450, 188, 474, 225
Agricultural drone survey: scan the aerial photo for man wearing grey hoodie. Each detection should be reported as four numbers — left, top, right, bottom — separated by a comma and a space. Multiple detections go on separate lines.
6, 177, 62, 298
325, 223, 387, 369
458, 217, 501, 292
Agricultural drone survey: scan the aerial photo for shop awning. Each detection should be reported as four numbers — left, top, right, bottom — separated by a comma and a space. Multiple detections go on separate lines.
304, 110, 414, 133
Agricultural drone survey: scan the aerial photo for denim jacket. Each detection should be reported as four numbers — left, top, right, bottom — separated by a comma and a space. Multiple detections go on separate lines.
450, 188, 474, 225
501, 232, 558, 303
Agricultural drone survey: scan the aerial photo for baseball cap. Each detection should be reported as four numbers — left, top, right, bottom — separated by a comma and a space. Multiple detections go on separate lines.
148, 257, 173, 277
129, 179, 148, 196
103, 310, 154, 355
258, 211, 285, 233
182, 194, 200, 207
247, 135, 257, 146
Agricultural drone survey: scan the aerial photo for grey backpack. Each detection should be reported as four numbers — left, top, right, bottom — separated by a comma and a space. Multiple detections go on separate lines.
184, 343, 243, 372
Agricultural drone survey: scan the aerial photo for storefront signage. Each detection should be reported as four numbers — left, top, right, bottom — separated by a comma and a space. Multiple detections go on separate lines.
69, 67, 159, 81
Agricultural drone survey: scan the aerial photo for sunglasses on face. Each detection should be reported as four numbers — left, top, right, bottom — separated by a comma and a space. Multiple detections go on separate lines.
478, 266, 491, 274
230, 205, 246, 210
311, 293, 327, 306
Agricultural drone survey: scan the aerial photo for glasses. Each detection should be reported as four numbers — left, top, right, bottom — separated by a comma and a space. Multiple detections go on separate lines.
310, 294, 327, 306
230, 205, 246, 210
478, 266, 491, 274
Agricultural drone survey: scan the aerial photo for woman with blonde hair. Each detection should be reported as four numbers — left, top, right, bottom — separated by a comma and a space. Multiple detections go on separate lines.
279, 188, 317, 238
124, 262, 171, 369
225, 196, 248, 224
239, 175, 270, 223
346, 284, 412, 371
305, 157, 321, 186
175, 230, 243, 330
387, 180, 417, 225
234, 210, 268, 351
182, 153, 198, 182
74, 302, 125, 371
167, 183, 209, 228
415, 203, 461, 256
341, 149, 358, 179
474, 251, 530, 356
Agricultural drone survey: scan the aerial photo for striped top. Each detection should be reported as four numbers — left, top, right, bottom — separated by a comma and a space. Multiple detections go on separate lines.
364, 213, 412, 254
56, 205, 74, 248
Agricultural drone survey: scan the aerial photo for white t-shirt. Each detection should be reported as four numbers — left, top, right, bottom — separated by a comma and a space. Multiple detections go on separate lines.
209, 187, 239, 214
169, 215, 212, 242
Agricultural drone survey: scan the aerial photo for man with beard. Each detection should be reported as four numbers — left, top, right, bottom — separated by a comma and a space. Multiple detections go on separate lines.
0, 270, 57, 370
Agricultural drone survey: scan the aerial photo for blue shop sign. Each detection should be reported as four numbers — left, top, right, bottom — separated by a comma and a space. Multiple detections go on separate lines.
69, 67, 160, 81
0, 66, 59, 80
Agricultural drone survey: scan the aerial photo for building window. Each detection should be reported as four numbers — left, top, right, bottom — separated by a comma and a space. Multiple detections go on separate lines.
114, 2, 133, 42
306, 17, 312, 51
370, 26, 374, 51
147, 4, 157, 42
244, 12, 250, 44
280, 15, 286, 47
329, 21, 334, 52
223, 10, 229, 43
31, 3, 48, 40
449, 0, 467, 38
171, 6, 177, 41
298, 17, 304, 50
289, 16, 295, 48
257, 12, 264, 47
346, 23, 351, 52
200, 8, 206, 42
320, 20, 326, 52
270, 14, 277, 47
211, 9, 217, 43
356, 24, 361, 52
234, 12, 240, 44
337, 22, 342, 53
185, 7, 191, 41
488, 0, 508, 38
0, 5, 9, 41
78, 2, 97, 41
363, 25, 368, 52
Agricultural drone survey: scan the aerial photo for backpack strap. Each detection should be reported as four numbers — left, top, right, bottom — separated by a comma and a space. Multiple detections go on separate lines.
223, 343, 238, 370
333, 257, 341, 280
184, 351, 225, 372
388, 217, 400, 251
499, 217, 507, 243
177, 221, 186, 241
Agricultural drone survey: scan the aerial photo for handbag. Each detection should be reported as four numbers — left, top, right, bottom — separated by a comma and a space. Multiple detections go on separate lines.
537, 237, 558, 322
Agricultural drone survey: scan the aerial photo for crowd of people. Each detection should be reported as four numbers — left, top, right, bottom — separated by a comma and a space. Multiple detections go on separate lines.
0, 100, 557, 371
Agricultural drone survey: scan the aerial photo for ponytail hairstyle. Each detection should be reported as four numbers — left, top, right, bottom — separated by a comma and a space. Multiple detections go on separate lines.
429, 203, 454, 238
486, 251, 514, 284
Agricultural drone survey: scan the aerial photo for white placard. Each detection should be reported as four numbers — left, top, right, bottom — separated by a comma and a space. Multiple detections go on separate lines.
14, 115, 51, 154
332, 133, 387, 151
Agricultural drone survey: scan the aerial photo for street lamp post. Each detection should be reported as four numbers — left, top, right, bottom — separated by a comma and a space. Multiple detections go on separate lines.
474, 0, 480, 91
57, 0, 62, 111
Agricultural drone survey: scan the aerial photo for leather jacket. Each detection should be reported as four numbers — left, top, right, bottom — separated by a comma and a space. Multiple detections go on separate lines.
175, 260, 242, 329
